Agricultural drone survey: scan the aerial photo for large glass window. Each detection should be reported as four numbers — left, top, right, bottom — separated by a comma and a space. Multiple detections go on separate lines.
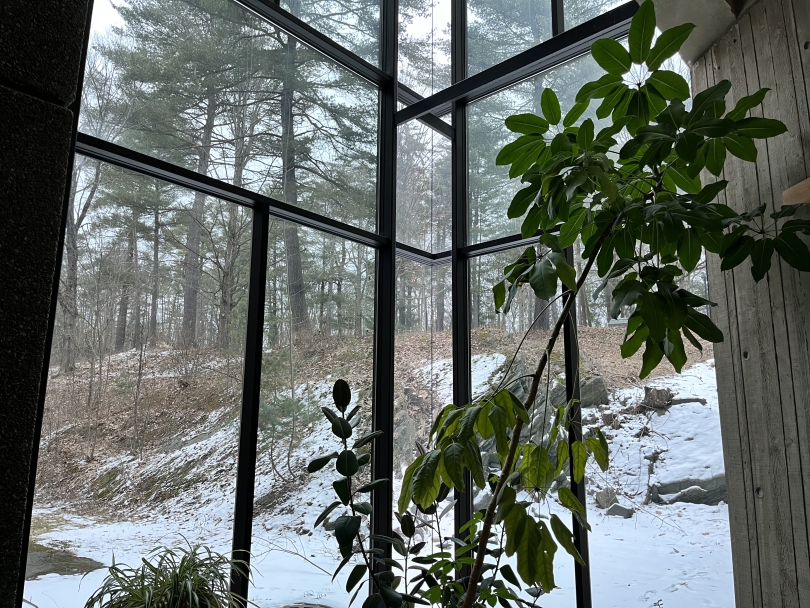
397, 121, 451, 252
24, 161, 252, 608
249, 223, 376, 606
399, 0, 451, 96
81, 0, 379, 231
468, 52, 605, 244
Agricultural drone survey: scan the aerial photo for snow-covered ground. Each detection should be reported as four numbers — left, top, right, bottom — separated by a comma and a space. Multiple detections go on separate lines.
24, 360, 733, 608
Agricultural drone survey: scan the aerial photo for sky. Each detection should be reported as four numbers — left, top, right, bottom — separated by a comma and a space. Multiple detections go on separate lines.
90, 0, 124, 35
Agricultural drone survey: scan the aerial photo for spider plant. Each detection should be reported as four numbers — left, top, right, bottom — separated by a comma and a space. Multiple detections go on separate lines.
84, 545, 248, 608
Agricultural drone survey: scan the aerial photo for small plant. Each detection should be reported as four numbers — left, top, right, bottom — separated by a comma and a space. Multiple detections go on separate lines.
312, 2, 810, 607
84, 545, 248, 608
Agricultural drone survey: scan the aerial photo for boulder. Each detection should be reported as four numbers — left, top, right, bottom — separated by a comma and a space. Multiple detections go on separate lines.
649, 474, 727, 505
606, 503, 635, 518
595, 487, 618, 509
580, 375, 609, 407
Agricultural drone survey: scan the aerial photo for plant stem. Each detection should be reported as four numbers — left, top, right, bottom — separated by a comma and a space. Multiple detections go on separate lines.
461, 236, 606, 608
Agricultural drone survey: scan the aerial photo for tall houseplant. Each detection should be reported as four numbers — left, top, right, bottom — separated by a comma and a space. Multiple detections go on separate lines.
310, 3, 810, 607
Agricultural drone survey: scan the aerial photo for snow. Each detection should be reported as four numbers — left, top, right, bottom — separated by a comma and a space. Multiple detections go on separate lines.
24, 360, 733, 608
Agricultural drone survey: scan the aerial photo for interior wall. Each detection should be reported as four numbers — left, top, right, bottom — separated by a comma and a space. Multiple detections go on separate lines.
691, 0, 810, 606
0, 2, 91, 606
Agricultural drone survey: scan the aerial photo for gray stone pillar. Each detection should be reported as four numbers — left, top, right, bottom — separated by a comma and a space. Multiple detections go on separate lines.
0, 2, 91, 606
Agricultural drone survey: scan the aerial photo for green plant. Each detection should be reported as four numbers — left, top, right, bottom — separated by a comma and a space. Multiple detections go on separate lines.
84, 545, 248, 608
314, 3, 810, 607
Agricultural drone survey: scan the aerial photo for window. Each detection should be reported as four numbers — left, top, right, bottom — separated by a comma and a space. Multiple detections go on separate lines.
25, 2, 734, 608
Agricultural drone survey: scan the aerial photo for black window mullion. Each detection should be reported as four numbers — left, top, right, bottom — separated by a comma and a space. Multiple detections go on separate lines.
451, 0, 474, 563
370, 0, 398, 574
551, 0, 565, 37
563, 245, 592, 608
230, 206, 269, 604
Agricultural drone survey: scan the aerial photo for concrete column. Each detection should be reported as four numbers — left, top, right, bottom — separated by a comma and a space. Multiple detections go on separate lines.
0, 2, 91, 606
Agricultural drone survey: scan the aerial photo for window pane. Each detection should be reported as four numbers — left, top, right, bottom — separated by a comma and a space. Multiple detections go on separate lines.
279, 0, 381, 66
250, 223, 376, 606
467, 0, 552, 76
469, 247, 576, 606
397, 121, 452, 253
399, 0, 451, 96
24, 159, 252, 608
82, 0, 379, 231
393, 259, 453, 564
468, 53, 604, 244
564, 0, 627, 30
574, 242, 735, 605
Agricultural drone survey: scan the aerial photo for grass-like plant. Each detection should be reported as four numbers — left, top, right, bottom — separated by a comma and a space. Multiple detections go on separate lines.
84, 545, 248, 608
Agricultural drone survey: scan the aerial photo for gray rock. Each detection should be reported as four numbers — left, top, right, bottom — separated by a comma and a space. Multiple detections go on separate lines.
580, 376, 609, 407
648, 474, 727, 505
595, 487, 618, 509
606, 503, 635, 518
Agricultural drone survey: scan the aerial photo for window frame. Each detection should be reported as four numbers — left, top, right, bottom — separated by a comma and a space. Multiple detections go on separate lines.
25, 1, 639, 607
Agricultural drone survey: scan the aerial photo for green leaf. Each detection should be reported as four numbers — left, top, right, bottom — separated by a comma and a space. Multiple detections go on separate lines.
774, 232, 810, 271
557, 487, 587, 522
516, 518, 540, 585
529, 258, 558, 302
682, 326, 703, 351
735, 117, 788, 139
332, 417, 353, 440
465, 440, 486, 489
564, 100, 590, 127
576, 74, 624, 103
356, 478, 388, 493
571, 441, 587, 483
667, 161, 702, 194
336, 450, 359, 477
347, 564, 368, 593
694, 180, 729, 205
750, 238, 775, 281
724, 133, 758, 162
442, 442, 466, 491
398, 463, 420, 515
505, 114, 550, 135
335, 515, 362, 550
308, 452, 338, 473
647, 70, 690, 101
647, 23, 696, 70
353, 430, 384, 449
496, 134, 544, 166
355, 501, 372, 515
577, 118, 595, 150
508, 183, 541, 219
684, 308, 724, 343
726, 87, 769, 121
585, 435, 609, 472
705, 139, 727, 177
721, 234, 755, 271
621, 323, 649, 358
412, 450, 442, 508
548, 251, 577, 291
664, 328, 688, 372
493, 280, 507, 312
333, 379, 351, 412
639, 339, 665, 379
555, 439, 569, 476
592, 38, 632, 75
678, 228, 702, 272
315, 500, 342, 528
334, 478, 352, 505
500, 564, 521, 589
690, 80, 732, 124
379, 583, 403, 608
550, 514, 585, 566
629, 0, 656, 63
541, 88, 562, 124
362, 594, 382, 608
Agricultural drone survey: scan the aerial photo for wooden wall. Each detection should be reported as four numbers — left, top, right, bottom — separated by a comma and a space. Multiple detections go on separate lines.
691, 0, 810, 606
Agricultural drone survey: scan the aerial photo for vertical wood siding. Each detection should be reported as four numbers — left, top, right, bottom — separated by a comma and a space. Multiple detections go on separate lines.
692, 1, 810, 606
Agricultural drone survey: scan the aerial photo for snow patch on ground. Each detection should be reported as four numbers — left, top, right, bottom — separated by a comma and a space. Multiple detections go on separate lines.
24, 360, 733, 608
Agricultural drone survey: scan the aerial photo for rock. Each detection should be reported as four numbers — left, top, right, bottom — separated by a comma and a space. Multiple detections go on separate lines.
642, 386, 674, 409
580, 375, 609, 407
601, 411, 615, 426
649, 474, 727, 505
606, 503, 635, 518
595, 487, 618, 509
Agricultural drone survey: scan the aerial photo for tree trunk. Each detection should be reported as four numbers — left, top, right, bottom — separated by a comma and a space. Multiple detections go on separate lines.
114, 234, 133, 352
182, 87, 217, 348
149, 202, 159, 346
131, 212, 143, 350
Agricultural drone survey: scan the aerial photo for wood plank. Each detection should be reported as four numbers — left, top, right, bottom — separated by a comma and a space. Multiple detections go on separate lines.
708, 27, 760, 608
739, 6, 801, 606
785, 0, 810, 172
